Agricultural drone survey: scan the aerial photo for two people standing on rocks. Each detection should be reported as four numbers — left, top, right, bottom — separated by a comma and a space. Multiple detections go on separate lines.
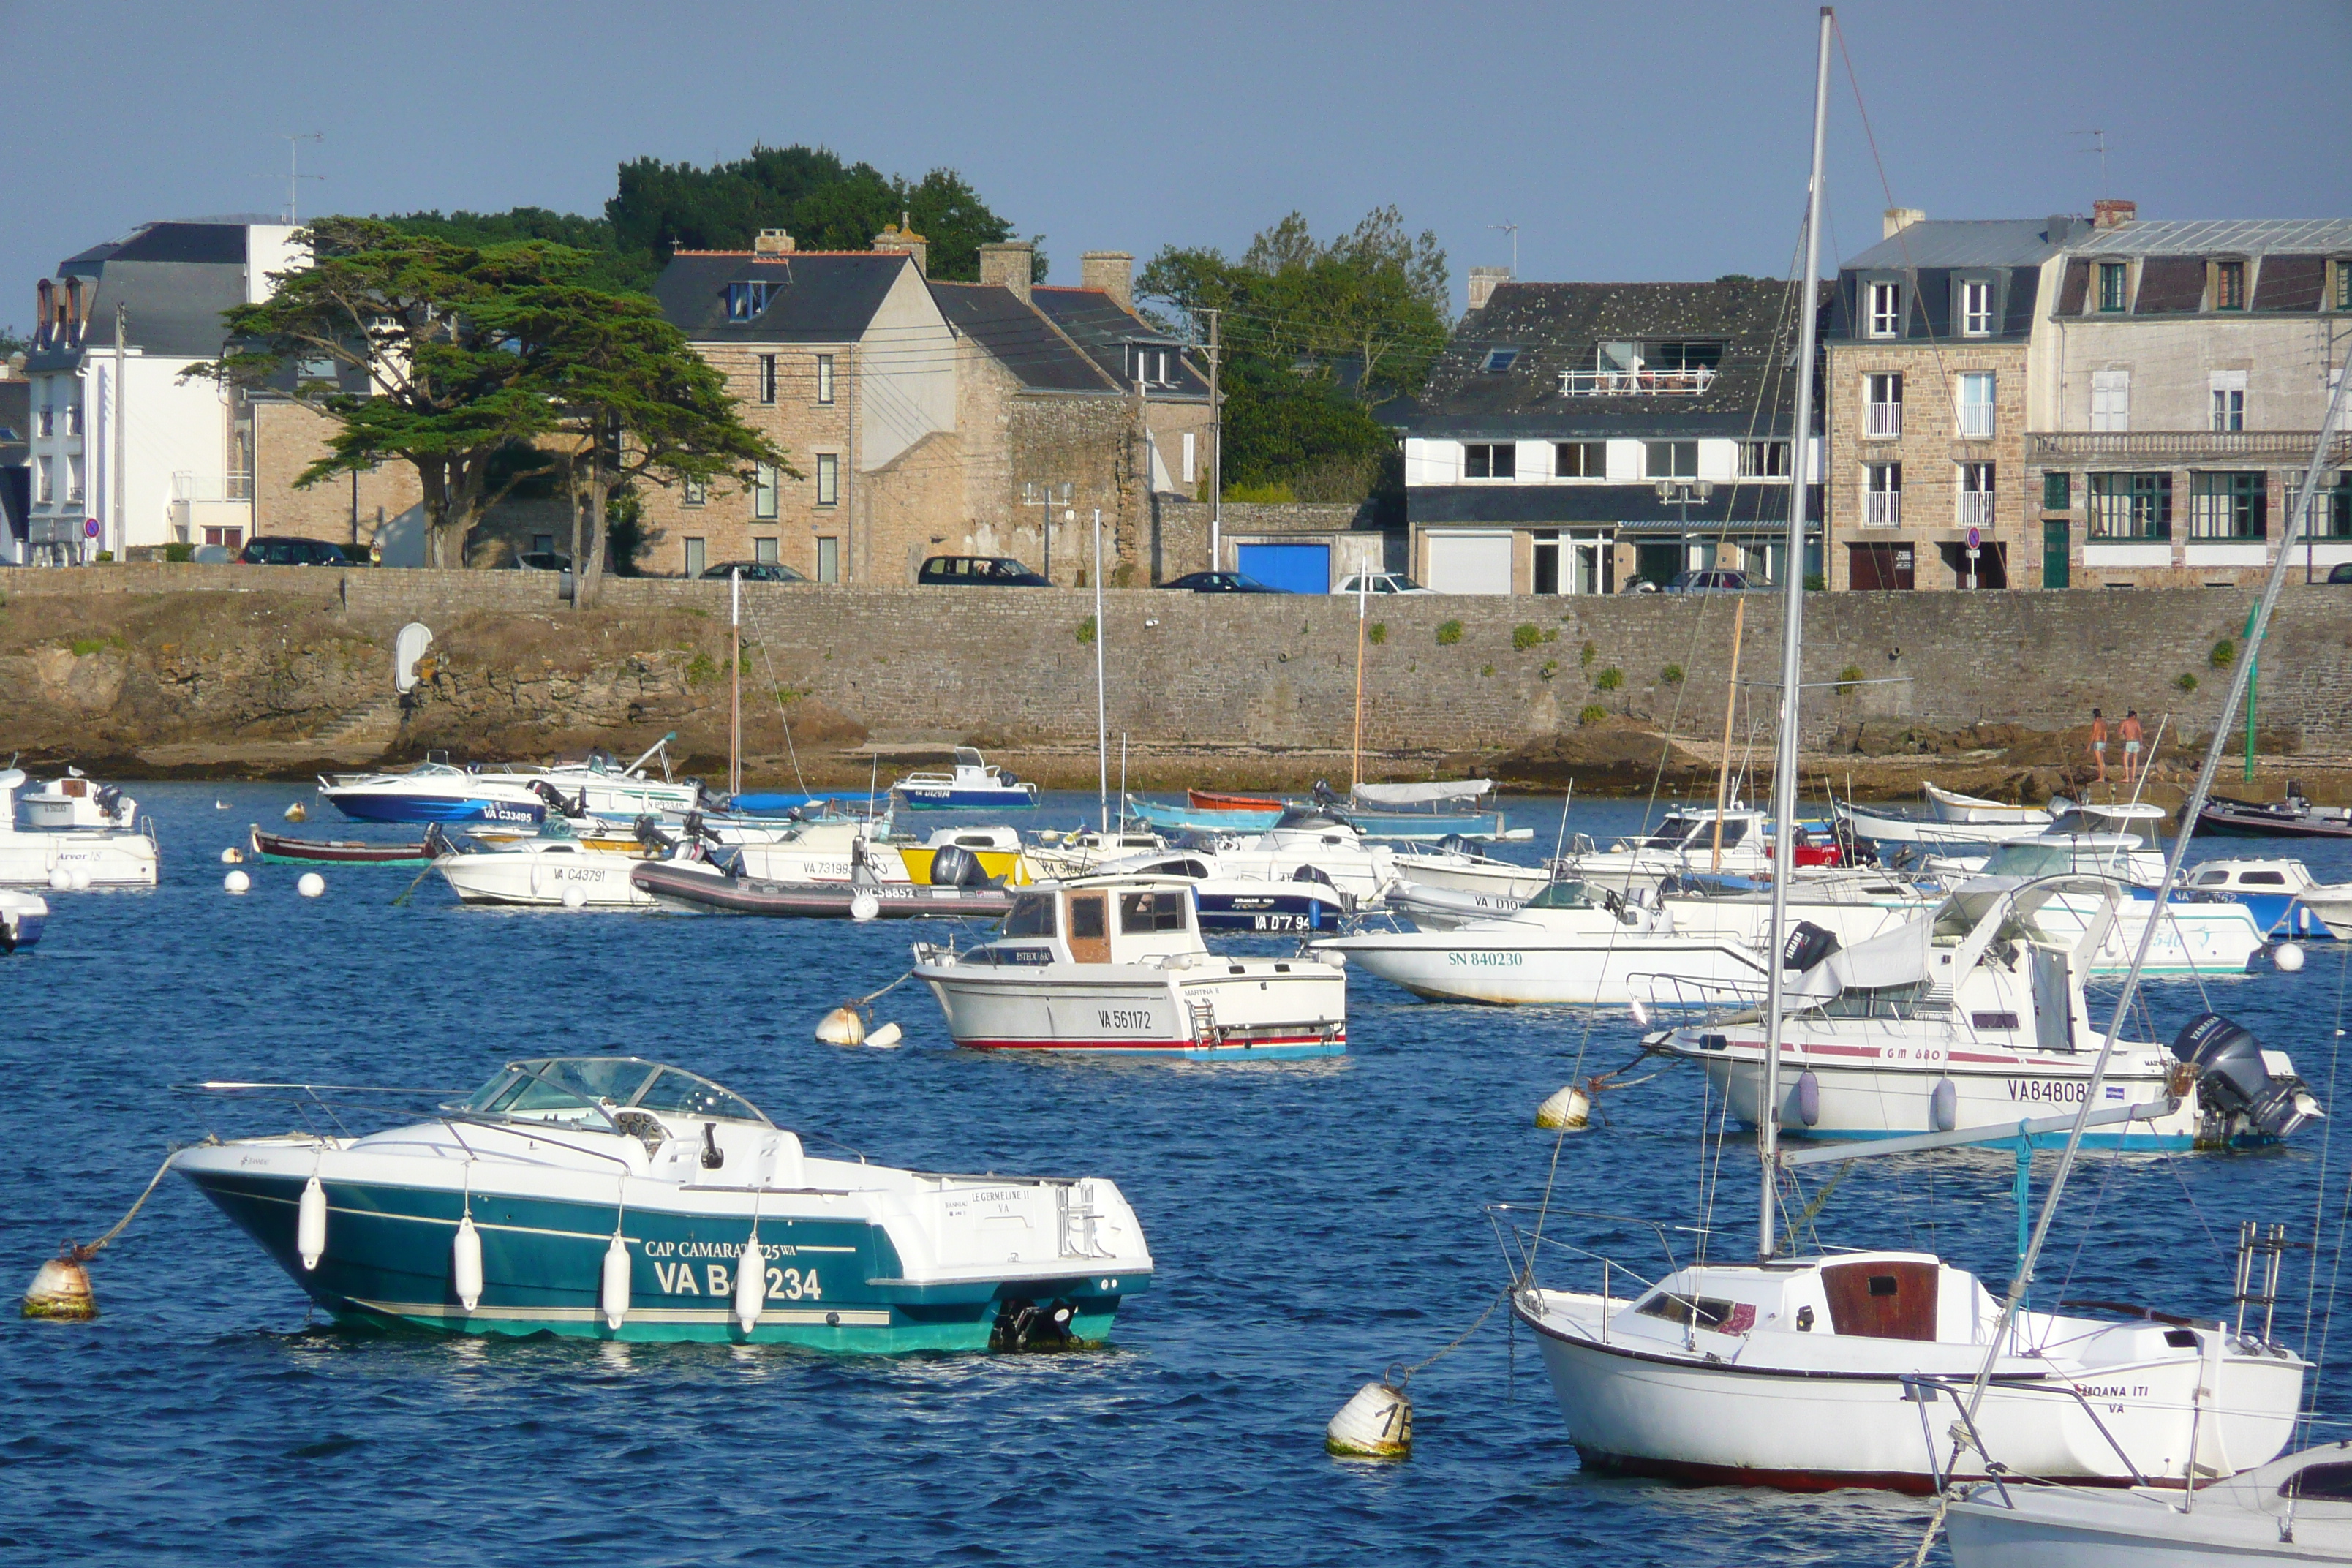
2087, 708, 2145, 790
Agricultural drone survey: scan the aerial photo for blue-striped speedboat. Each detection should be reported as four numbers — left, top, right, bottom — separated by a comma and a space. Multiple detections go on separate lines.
316, 762, 547, 826
174, 1056, 1153, 1352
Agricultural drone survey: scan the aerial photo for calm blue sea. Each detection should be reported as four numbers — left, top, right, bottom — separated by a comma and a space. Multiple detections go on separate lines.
4, 784, 2349, 1567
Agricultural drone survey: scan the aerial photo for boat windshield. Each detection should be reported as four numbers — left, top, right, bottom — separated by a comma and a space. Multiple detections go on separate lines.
1643, 817, 1702, 849
457, 1056, 769, 1129
1978, 843, 2074, 878
1003, 892, 1058, 937
1524, 881, 1596, 910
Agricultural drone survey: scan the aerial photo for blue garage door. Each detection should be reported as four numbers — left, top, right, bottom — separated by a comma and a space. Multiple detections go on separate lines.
1237, 543, 1332, 595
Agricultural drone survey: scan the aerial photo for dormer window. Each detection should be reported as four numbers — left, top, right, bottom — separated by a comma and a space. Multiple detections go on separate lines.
2211, 260, 2247, 311
295, 356, 338, 385
725, 281, 777, 322
1959, 278, 1994, 337
1560, 340, 1720, 396
1126, 344, 1173, 386
2097, 263, 2129, 312
1482, 347, 1520, 374
1867, 280, 1902, 336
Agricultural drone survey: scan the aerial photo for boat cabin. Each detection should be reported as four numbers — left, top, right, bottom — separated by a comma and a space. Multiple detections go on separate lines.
1610, 1254, 1996, 1352
976, 880, 1207, 968
2187, 858, 2317, 894
2045, 802, 2165, 851
447, 1055, 801, 1180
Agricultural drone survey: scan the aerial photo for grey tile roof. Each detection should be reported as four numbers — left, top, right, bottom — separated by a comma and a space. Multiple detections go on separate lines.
1840, 219, 2066, 271
1029, 287, 1209, 397
29, 222, 265, 368
2069, 219, 2352, 257
655, 252, 912, 342
1404, 279, 1825, 439
928, 283, 1115, 392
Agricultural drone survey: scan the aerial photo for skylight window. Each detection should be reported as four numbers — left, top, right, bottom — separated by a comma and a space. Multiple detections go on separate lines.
726, 281, 777, 322
1482, 347, 1520, 374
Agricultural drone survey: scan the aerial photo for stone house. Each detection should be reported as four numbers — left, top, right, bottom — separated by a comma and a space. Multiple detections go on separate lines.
1822, 211, 2062, 591
2021, 206, 2352, 589
1397, 275, 1825, 595
637, 228, 1212, 584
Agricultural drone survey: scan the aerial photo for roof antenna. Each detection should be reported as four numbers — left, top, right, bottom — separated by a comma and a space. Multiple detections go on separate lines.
279, 132, 324, 223
2068, 129, 2107, 203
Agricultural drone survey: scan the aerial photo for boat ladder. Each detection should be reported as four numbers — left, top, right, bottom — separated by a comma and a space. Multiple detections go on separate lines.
1188, 998, 1220, 1047
1058, 1180, 1104, 1259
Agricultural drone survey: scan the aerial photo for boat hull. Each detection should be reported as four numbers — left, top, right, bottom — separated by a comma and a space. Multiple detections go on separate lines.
324, 789, 546, 826
916, 962, 1347, 1058
439, 851, 653, 907
1191, 886, 1348, 934
251, 829, 433, 866
0, 832, 159, 888
1322, 930, 1768, 1006
176, 1162, 1137, 1352
895, 787, 1037, 810
634, 861, 1011, 919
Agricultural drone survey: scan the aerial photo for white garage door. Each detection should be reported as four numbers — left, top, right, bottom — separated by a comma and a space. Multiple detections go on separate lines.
1426, 531, 1514, 595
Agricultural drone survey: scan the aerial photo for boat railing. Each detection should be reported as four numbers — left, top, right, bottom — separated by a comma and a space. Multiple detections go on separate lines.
1897, 1371, 2150, 1499
1638, 973, 1771, 1014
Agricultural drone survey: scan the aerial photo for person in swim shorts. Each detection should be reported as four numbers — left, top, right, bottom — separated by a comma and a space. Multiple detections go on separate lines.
2119, 709, 2144, 788
2089, 709, 2108, 785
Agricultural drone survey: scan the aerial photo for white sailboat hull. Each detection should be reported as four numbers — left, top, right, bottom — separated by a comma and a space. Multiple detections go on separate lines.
0, 831, 158, 888
1321, 927, 1769, 1006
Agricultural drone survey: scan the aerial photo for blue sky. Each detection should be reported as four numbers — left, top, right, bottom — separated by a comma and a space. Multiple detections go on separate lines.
7, 0, 2347, 325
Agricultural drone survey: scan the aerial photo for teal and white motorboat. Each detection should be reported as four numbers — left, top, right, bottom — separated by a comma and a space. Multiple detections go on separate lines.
892, 748, 1039, 810
174, 1056, 1153, 1351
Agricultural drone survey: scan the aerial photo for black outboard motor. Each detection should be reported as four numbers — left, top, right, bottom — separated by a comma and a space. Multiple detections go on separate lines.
1439, 834, 1470, 857
930, 843, 990, 889
1782, 921, 1840, 972
633, 813, 677, 852
2175, 1013, 2323, 1142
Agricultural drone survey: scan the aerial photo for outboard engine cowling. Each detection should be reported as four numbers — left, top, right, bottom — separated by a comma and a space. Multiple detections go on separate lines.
1782, 921, 1840, 972
930, 843, 990, 889
2175, 1012, 2324, 1142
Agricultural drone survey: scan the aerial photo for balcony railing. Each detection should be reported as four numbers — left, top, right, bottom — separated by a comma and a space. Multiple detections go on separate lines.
1866, 402, 1902, 438
1558, 366, 1717, 397
1863, 491, 1903, 528
2027, 430, 2352, 462
1957, 491, 1994, 529
172, 470, 255, 503
1956, 404, 1995, 440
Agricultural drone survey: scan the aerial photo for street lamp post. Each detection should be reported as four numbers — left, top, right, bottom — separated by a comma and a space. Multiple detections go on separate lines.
1654, 478, 1716, 576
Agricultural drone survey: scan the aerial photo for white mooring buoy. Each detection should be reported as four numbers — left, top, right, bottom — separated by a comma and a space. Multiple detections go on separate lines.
734, 1237, 766, 1333
1535, 1084, 1592, 1131
561, 886, 588, 910
220, 847, 243, 865
297, 1174, 327, 1270
2276, 942, 2307, 973
863, 1022, 904, 1050
1326, 1379, 1413, 1459
451, 1215, 483, 1312
297, 872, 325, 899
849, 889, 881, 922
22, 1253, 97, 1321
600, 1235, 631, 1331
816, 1006, 867, 1047
224, 870, 252, 895
284, 802, 307, 823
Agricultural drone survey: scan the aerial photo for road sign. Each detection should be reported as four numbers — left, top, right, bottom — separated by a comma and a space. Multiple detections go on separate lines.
1966, 526, 1980, 550
83, 518, 100, 539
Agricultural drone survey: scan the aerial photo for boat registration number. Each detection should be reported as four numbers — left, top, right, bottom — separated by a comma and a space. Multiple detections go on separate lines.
1447, 952, 1522, 967
649, 1260, 821, 1300
2006, 1079, 2087, 1105
1097, 1009, 1155, 1030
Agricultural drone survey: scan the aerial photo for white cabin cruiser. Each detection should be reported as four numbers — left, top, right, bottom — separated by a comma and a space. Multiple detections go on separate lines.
1946, 840, 2266, 977
1553, 807, 1778, 892
731, 815, 911, 885
2182, 856, 2334, 941
1947, 1441, 2352, 1564
474, 737, 704, 820
19, 769, 137, 830
437, 837, 657, 908
0, 769, 157, 887
1028, 827, 1168, 879
1315, 879, 1774, 1006
1922, 802, 2171, 886
913, 879, 1346, 1058
1066, 849, 1351, 934
1197, 809, 1398, 903
1387, 841, 1555, 902
174, 1054, 1153, 1351
1648, 876, 2321, 1148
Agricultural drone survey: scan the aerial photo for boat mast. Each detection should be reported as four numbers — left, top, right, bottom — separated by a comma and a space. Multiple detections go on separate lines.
729, 568, 742, 800
1095, 507, 1109, 835
1710, 594, 1746, 872
1351, 576, 1368, 796
1759, 6, 1834, 1263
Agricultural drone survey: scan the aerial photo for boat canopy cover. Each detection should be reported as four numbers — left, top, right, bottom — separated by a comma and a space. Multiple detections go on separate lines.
1786, 915, 1934, 1004
1352, 780, 1493, 808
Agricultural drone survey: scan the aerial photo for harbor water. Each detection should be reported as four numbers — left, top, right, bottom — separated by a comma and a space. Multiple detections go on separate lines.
4, 784, 2348, 1565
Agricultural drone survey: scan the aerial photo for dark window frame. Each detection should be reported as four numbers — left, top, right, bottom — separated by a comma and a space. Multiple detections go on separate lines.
2097, 263, 2128, 313
1554, 440, 1606, 478
2087, 471, 2173, 541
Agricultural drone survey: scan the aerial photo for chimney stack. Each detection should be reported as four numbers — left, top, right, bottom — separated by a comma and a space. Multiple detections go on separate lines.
1080, 250, 1134, 312
2093, 198, 2138, 230
1882, 207, 1926, 241
1466, 265, 1509, 312
872, 217, 928, 276
979, 241, 1033, 306
753, 228, 796, 255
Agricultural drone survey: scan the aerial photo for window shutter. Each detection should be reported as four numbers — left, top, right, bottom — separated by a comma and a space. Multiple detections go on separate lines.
2090, 370, 2130, 433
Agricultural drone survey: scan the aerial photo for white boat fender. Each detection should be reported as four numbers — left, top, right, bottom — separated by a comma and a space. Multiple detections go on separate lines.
451, 1214, 483, 1312
220, 847, 243, 865
297, 1174, 328, 1270
600, 1233, 630, 1331
850, 889, 881, 922
734, 1233, 766, 1334
816, 1006, 867, 1047
48, 869, 71, 892
224, 870, 252, 895
1931, 1078, 1958, 1133
2276, 942, 2307, 973
1795, 1071, 1822, 1128
1536, 1085, 1592, 1131
863, 1021, 903, 1049
69, 869, 90, 891
297, 872, 325, 899
284, 802, 307, 823
562, 886, 588, 910
1325, 1379, 1412, 1458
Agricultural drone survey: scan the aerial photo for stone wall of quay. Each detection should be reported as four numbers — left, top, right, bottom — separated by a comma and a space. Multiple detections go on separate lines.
3, 564, 2345, 759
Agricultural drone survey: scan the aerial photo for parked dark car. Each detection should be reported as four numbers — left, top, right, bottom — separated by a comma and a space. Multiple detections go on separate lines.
238, 537, 353, 567
510, 550, 572, 572
917, 555, 1052, 587
2329, 562, 2352, 585
701, 560, 809, 584
1662, 568, 1759, 593
1160, 570, 1289, 594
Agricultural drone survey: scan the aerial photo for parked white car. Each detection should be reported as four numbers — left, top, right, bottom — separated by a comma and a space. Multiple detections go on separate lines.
1334, 573, 1436, 596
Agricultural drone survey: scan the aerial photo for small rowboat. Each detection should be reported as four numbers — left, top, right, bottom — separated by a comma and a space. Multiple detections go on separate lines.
632, 859, 1014, 919
249, 825, 444, 866
1188, 788, 1284, 813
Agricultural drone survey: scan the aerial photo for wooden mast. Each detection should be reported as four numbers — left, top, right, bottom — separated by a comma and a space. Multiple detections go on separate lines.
1710, 595, 1746, 874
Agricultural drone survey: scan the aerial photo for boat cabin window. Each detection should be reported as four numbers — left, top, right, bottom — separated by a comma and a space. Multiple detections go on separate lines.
2192, 868, 2227, 886
1635, 1290, 1742, 1332
1003, 893, 1058, 937
1643, 817, 1702, 849
459, 1058, 770, 1130
1978, 843, 2073, 879
2283, 1462, 2352, 1501
2237, 870, 2286, 886
1120, 889, 1188, 933
1713, 819, 1748, 848
1069, 894, 1107, 940
1524, 881, 1595, 910
633, 1067, 766, 1124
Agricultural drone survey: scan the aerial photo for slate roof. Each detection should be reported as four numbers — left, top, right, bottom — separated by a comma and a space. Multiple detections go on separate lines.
1030, 287, 1210, 397
2069, 219, 2352, 257
656, 251, 911, 343
27, 222, 259, 369
928, 282, 1114, 393
0, 381, 26, 455
1839, 218, 2068, 271
1403, 279, 1824, 440
1412, 482, 1820, 528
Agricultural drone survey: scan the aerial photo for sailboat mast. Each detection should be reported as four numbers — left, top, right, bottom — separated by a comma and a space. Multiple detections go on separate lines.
1351, 578, 1368, 795
1095, 508, 1109, 835
1711, 595, 1746, 873
729, 568, 742, 799
1759, 7, 1835, 1263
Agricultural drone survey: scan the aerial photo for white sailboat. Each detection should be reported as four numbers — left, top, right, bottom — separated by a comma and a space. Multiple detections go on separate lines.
1509, 15, 2309, 1493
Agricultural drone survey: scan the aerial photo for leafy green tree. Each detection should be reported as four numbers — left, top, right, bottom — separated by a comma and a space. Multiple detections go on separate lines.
382, 208, 655, 294
1140, 208, 1449, 502
199, 218, 578, 567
